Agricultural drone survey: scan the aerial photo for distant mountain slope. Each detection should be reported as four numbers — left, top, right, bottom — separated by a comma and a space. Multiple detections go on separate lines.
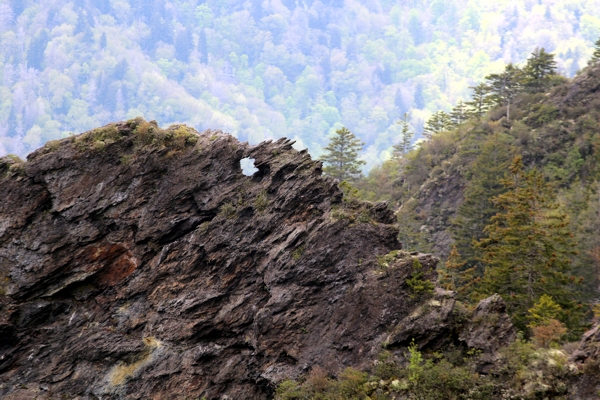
1, 0, 599, 169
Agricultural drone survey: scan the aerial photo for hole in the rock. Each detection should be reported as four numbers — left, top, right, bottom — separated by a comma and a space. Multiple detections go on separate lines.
240, 157, 259, 176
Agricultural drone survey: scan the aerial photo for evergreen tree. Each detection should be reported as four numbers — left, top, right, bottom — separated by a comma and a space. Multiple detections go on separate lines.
475, 156, 584, 334
465, 83, 493, 120
589, 38, 600, 65
198, 29, 208, 64
175, 29, 193, 62
438, 245, 478, 300
112, 59, 129, 81
27, 30, 49, 71
485, 63, 522, 121
423, 111, 452, 139
414, 84, 425, 109
450, 133, 514, 280
321, 127, 366, 181
523, 47, 557, 92
392, 113, 413, 158
449, 100, 468, 127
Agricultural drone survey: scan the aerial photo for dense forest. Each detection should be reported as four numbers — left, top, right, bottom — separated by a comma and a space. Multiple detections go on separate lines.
349, 46, 600, 341
1, 0, 600, 170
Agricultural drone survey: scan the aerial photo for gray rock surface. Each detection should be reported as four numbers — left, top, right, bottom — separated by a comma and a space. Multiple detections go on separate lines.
0, 120, 520, 399
0, 120, 426, 399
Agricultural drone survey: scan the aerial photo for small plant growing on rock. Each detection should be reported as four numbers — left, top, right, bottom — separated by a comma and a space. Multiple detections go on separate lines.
120, 154, 132, 165
406, 258, 434, 296
219, 202, 236, 219
377, 250, 400, 268
331, 207, 350, 221
292, 246, 305, 261
254, 190, 268, 213
407, 339, 424, 383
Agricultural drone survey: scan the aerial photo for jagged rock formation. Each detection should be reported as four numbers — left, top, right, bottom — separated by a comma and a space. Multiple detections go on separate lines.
569, 325, 600, 399
0, 119, 515, 399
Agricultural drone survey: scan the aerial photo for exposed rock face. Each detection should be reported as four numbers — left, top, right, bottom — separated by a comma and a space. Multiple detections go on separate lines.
0, 120, 520, 399
458, 294, 517, 373
569, 325, 600, 399
0, 120, 438, 399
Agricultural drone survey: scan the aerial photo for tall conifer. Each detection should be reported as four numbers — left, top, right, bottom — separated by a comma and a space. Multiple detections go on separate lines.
392, 113, 413, 159
523, 47, 557, 92
475, 156, 584, 334
465, 83, 493, 120
451, 133, 515, 275
590, 38, 600, 65
423, 111, 452, 139
485, 63, 522, 121
321, 127, 366, 181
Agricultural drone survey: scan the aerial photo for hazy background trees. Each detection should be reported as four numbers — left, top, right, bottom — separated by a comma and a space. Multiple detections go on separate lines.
1, 0, 600, 171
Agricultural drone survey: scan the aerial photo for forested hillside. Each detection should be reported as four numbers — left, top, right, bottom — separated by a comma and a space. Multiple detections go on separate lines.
1, 0, 600, 169
353, 52, 600, 340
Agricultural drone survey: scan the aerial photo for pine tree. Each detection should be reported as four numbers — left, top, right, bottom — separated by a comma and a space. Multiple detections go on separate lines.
423, 111, 452, 139
475, 156, 585, 333
450, 133, 515, 278
449, 101, 469, 127
198, 29, 208, 64
175, 29, 193, 62
321, 127, 366, 181
589, 38, 600, 65
465, 83, 493, 120
523, 47, 557, 92
392, 113, 413, 159
27, 30, 49, 71
485, 63, 522, 121
438, 245, 478, 300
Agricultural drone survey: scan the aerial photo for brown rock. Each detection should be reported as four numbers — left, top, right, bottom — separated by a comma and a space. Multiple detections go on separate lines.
0, 120, 430, 399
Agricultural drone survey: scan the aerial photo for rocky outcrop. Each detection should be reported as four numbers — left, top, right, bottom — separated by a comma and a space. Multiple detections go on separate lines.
0, 119, 516, 399
569, 325, 600, 399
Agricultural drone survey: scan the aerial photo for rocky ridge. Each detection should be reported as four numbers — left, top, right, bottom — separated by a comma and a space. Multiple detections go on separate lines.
0, 118, 555, 399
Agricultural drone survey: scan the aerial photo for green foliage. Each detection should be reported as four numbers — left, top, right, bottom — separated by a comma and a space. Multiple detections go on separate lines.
254, 190, 269, 213
438, 245, 478, 300
376, 250, 403, 269
292, 246, 305, 261
406, 258, 434, 296
465, 83, 493, 120
485, 63, 523, 121
450, 132, 515, 277
392, 113, 413, 158
276, 334, 579, 400
219, 202, 236, 219
522, 48, 558, 93
2, 1, 600, 169
338, 181, 361, 202
528, 295, 563, 327
74, 125, 122, 151
406, 339, 423, 383
475, 156, 585, 334
590, 37, 600, 65
423, 111, 452, 139
321, 127, 365, 181
526, 104, 559, 127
